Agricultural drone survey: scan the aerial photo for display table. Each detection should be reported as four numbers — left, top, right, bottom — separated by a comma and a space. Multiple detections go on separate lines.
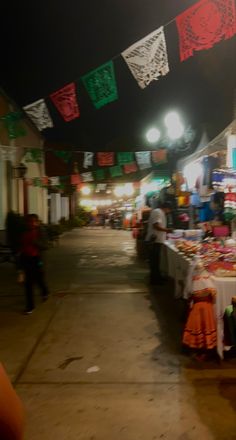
163, 242, 193, 298
164, 242, 236, 359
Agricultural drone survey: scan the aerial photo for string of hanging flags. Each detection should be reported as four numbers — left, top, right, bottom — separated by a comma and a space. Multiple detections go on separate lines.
25, 175, 142, 193
21, 0, 236, 130
0, 145, 168, 184
0, 144, 168, 167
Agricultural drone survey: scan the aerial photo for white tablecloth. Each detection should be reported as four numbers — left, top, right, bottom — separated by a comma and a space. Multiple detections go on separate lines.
164, 242, 236, 359
163, 243, 193, 298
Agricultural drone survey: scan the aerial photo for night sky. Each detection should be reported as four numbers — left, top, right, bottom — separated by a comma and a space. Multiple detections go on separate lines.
1, 0, 236, 154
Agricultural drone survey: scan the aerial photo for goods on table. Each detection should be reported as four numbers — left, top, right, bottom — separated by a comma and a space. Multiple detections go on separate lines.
167, 235, 236, 276
207, 261, 236, 277
214, 269, 236, 277
175, 240, 201, 257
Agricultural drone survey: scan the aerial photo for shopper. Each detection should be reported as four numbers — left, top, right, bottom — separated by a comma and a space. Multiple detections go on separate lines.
146, 201, 172, 285
20, 214, 49, 314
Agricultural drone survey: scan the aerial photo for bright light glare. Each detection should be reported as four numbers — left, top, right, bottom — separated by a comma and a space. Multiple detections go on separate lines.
184, 162, 203, 189
80, 186, 91, 196
227, 134, 236, 167
167, 123, 184, 140
125, 213, 132, 220
165, 111, 184, 140
164, 112, 180, 128
80, 199, 114, 208
146, 128, 161, 143
80, 199, 91, 207
228, 134, 236, 149
124, 183, 134, 196
114, 186, 124, 197
140, 179, 166, 196
114, 184, 134, 198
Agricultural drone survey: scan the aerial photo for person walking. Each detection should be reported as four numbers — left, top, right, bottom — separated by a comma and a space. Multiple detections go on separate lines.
20, 214, 49, 314
146, 202, 173, 285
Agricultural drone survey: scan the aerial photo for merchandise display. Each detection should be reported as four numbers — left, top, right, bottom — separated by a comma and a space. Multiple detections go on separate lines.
135, 128, 236, 357
168, 236, 236, 276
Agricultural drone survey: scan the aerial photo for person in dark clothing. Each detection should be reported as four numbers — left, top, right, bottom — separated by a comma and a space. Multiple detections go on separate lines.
20, 214, 49, 314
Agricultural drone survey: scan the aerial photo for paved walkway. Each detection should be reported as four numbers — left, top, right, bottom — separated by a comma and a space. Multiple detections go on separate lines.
0, 228, 236, 439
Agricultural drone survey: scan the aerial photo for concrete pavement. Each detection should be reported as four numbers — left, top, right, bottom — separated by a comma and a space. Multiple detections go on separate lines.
0, 228, 236, 439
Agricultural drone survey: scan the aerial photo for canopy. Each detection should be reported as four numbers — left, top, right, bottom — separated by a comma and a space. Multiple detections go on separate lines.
178, 120, 236, 170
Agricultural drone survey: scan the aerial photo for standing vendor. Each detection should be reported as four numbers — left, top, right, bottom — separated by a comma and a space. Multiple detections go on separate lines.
146, 201, 173, 285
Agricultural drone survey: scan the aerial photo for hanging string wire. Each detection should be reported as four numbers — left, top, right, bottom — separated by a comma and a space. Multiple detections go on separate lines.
0, 144, 165, 153
24, 7, 180, 103
105, 15, 177, 64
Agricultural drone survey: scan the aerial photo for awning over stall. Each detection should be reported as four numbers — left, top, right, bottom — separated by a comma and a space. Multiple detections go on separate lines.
178, 120, 236, 170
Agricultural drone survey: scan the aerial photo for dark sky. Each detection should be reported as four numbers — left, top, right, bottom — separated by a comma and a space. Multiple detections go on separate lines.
1, 0, 236, 152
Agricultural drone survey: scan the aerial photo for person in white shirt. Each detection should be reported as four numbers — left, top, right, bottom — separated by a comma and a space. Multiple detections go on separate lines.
146, 201, 173, 285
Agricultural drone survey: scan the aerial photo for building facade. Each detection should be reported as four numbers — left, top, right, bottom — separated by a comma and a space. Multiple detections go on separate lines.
0, 93, 48, 239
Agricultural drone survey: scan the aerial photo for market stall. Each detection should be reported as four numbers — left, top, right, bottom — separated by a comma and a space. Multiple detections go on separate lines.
178, 120, 236, 170
162, 121, 236, 358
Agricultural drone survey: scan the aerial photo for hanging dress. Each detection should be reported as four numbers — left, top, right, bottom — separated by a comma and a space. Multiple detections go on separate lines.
183, 271, 217, 350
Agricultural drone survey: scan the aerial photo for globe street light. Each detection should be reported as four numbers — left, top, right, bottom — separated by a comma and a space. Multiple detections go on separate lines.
165, 111, 184, 140
167, 123, 184, 140
146, 111, 185, 146
164, 112, 181, 128
146, 128, 161, 144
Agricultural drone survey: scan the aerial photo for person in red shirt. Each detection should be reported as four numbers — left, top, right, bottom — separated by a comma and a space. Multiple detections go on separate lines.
20, 214, 49, 314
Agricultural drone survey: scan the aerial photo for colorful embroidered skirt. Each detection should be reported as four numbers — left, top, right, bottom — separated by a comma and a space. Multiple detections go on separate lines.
183, 300, 217, 350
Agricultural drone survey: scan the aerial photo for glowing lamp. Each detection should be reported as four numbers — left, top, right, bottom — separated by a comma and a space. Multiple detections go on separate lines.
146, 128, 161, 143
81, 186, 91, 196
